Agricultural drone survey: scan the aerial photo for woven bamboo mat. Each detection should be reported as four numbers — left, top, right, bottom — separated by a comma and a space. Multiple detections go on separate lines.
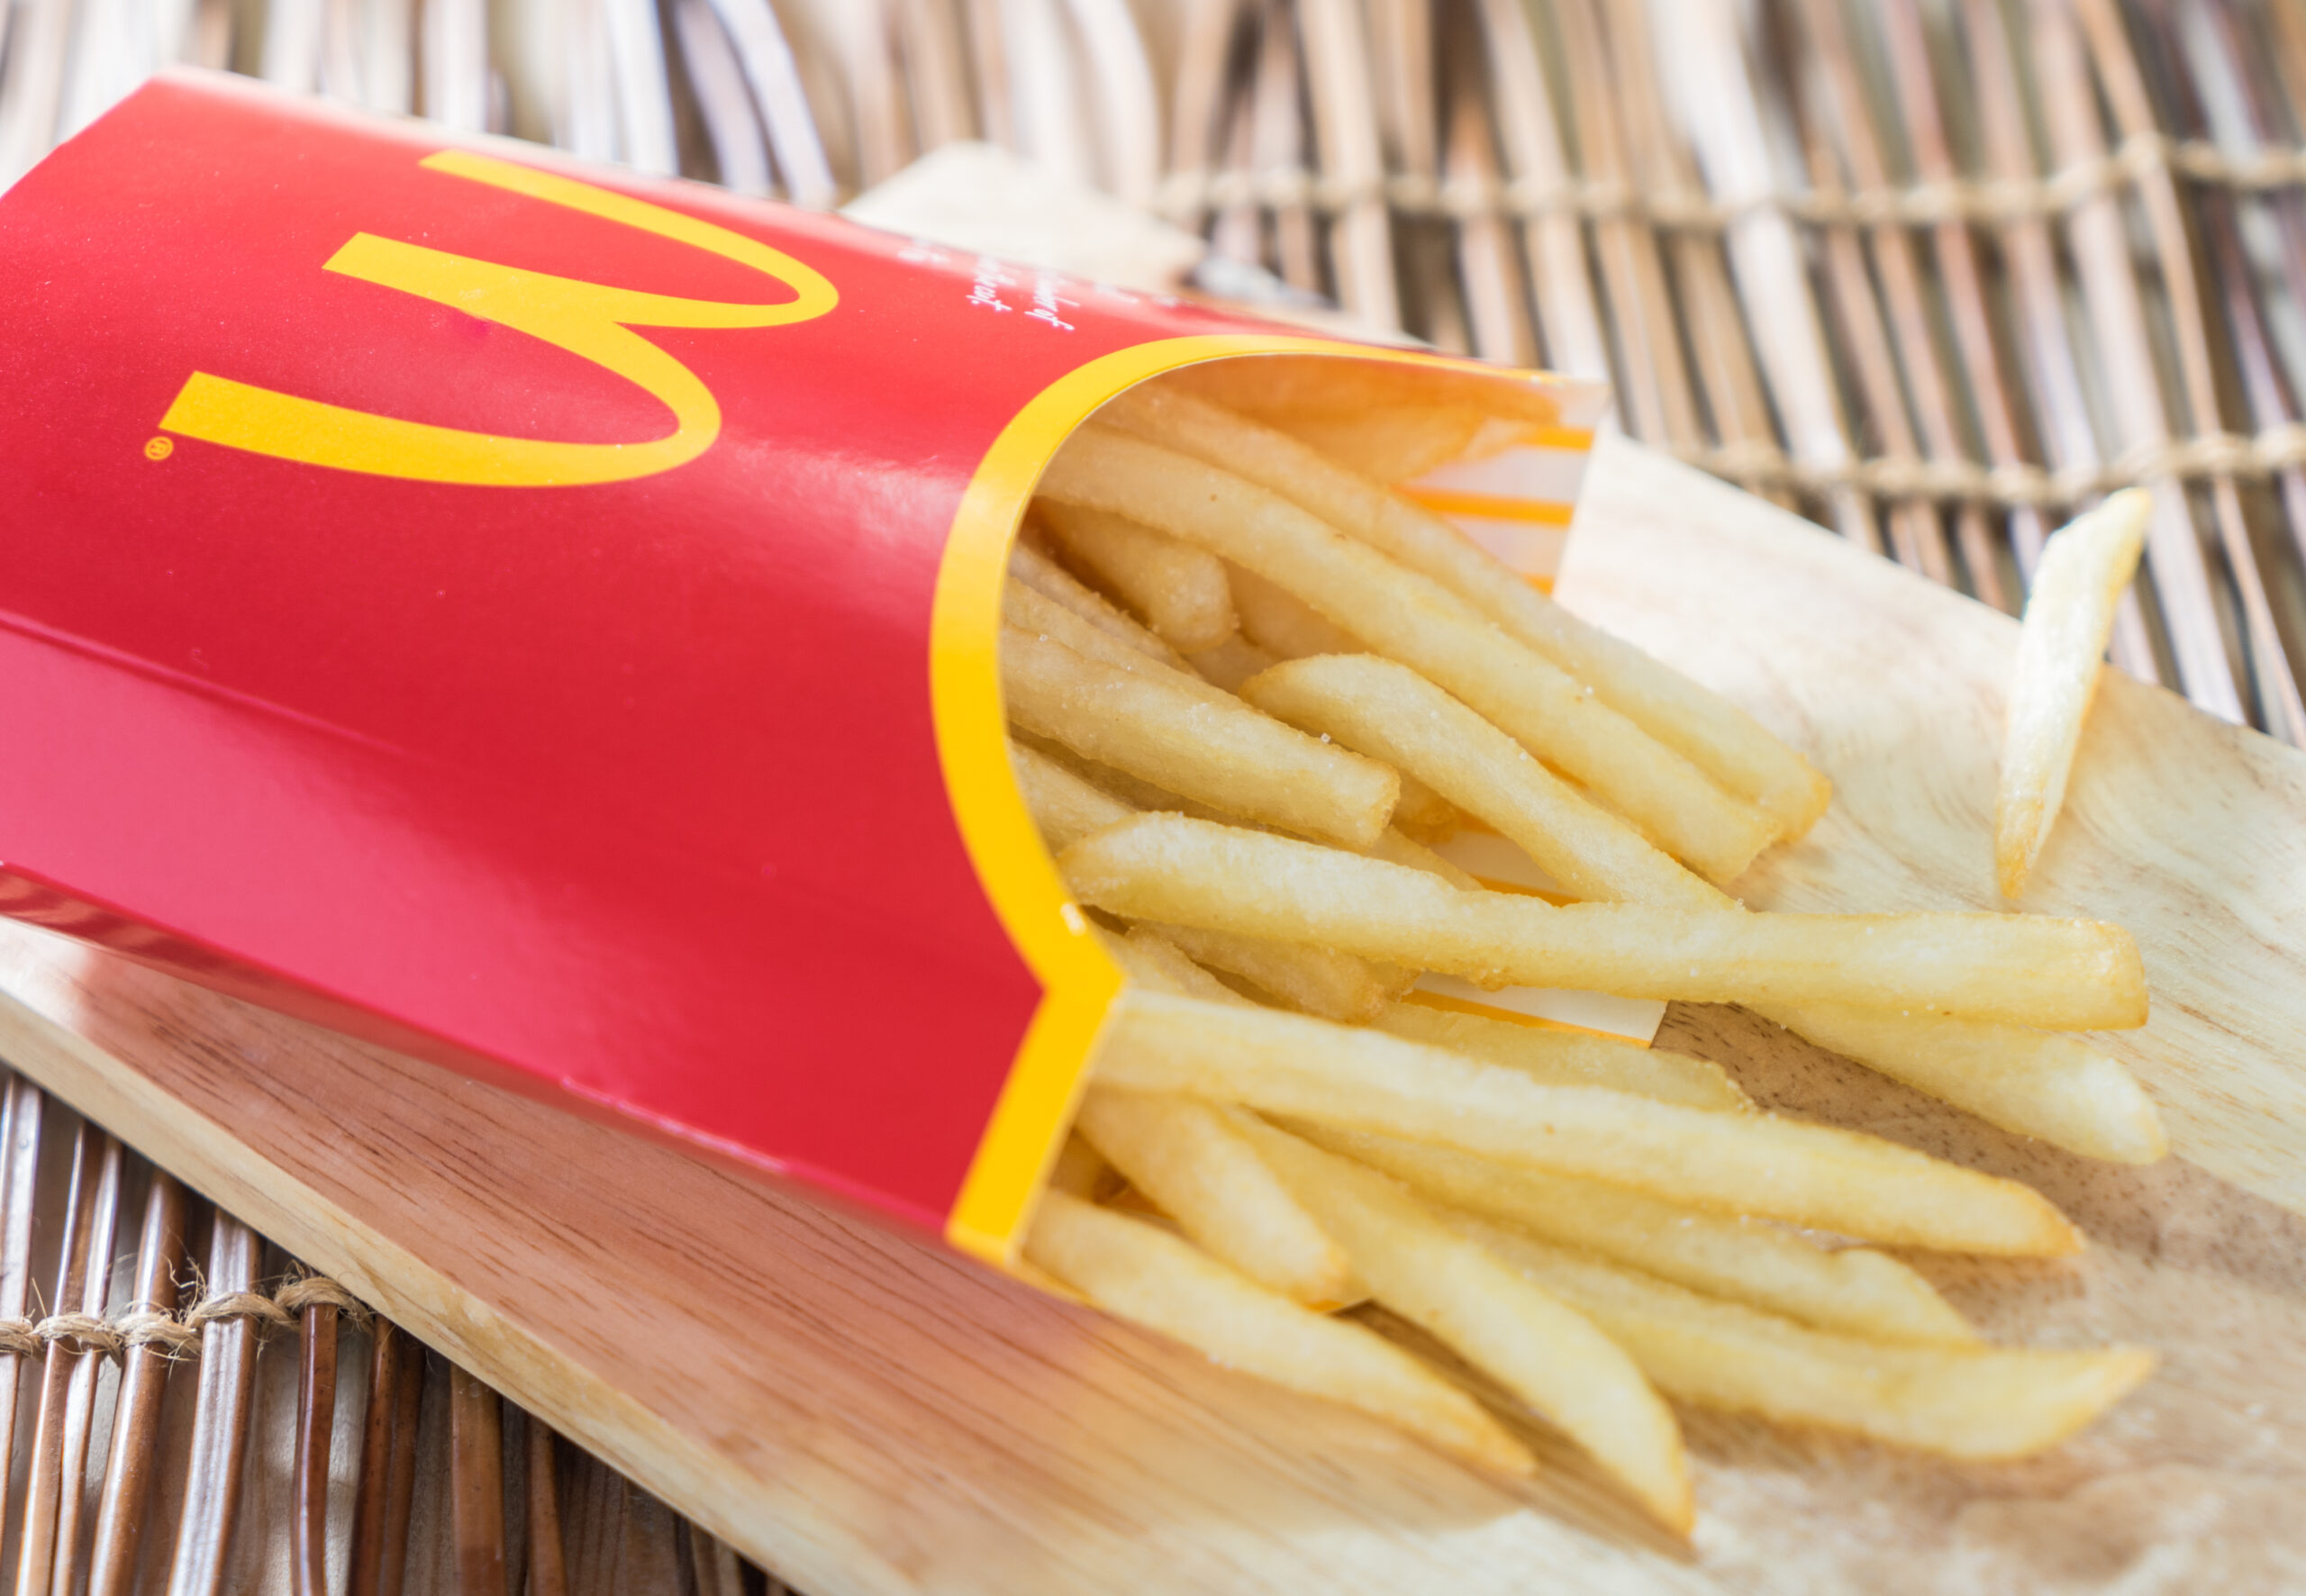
5, 0, 2306, 1586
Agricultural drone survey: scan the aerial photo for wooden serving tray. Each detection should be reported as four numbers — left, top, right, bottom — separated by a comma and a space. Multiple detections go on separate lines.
3, 440, 2302, 1592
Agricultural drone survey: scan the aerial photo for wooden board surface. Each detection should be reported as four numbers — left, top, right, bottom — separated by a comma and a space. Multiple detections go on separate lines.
2, 439, 2303, 1592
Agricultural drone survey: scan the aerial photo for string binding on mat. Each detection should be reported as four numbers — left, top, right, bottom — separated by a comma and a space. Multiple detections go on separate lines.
0, 1274, 369, 1362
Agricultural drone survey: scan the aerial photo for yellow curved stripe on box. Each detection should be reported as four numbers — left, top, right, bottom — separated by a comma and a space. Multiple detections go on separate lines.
933, 335, 1574, 1268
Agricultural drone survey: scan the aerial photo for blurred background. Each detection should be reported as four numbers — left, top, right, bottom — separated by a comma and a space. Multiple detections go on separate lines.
8, 0, 2306, 745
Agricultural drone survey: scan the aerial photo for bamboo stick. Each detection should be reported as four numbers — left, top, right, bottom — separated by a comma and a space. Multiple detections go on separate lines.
165, 1214, 261, 1596
1166, 0, 1244, 229
451, 1364, 506, 1596
86, 1172, 190, 1596
1557, 0, 1702, 450
527, 1416, 569, 1596
1473, 0, 1612, 385
1251, 0, 1320, 294
293, 1292, 340, 1596
0, 1082, 43, 1555
1442, 63, 1535, 366
2033, 0, 2244, 720
1657, 0, 1881, 550
2073, 0, 2304, 740
1298, 0, 1401, 327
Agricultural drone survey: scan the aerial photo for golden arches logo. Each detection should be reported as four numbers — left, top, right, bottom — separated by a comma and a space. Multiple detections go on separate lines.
157, 150, 838, 486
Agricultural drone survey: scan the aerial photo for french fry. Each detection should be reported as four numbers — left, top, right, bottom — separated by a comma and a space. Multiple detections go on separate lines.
1003, 631, 1400, 848
1102, 924, 1256, 1005
1009, 535, 1186, 668
1024, 1191, 1533, 1474
1106, 383, 1832, 839
1038, 427, 1777, 882
1243, 653, 1727, 911
1387, 773, 1461, 842
1095, 987, 2084, 1255
1161, 355, 1566, 425
1462, 1220, 2154, 1460
1997, 488, 2151, 899
1010, 739, 1134, 851
1006, 578, 1209, 685
1061, 814, 2148, 1030
1748, 1003, 2167, 1165
1277, 406, 1495, 484
1075, 1087, 1355, 1307
1142, 920, 1412, 1023
1363, 828, 1480, 891
1372, 1000, 1750, 1111
1228, 562, 1363, 658
1048, 1132, 1114, 1200
1184, 634, 1276, 693
1296, 1123, 1976, 1344
1234, 1117, 1693, 1532
1038, 500, 1238, 652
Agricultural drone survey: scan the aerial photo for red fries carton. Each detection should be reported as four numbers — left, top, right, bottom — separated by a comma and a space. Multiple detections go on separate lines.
0, 72, 1604, 1265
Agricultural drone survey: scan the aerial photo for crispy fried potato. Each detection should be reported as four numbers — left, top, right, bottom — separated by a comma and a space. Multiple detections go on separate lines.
1099, 988, 2084, 1255
1364, 828, 1481, 891
1387, 772, 1461, 842
1184, 634, 1277, 693
1373, 1000, 1749, 1111
1142, 921, 1412, 1023
1010, 536, 1186, 668
1244, 653, 1727, 911
1299, 1124, 1975, 1344
1061, 815, 2147, 1030
1101, 925, 1257, 1004
1006, 579, 1209, 685
1039, 427, 1776, 881
1229, 563, 1363, 658
1108, 383, 1830, 839
1277, 406, 1493, 484
1997, 489, 2151, 899
1025, 1192, 1533, 1474
1039, 500, 1238, 652
1463, 1220, 2153, 1460
1075, 1088, 1354, 1306
1003, 631, 1400, 848
1048, 1133, 1114, 1200
1158, 356, 1566, 424
1010, 739, 1135, 851
1751, 1003, 2166, 1165
1235, 1118, 1693, 1531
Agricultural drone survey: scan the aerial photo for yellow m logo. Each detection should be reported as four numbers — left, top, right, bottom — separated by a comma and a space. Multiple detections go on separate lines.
158, 150, 838, 486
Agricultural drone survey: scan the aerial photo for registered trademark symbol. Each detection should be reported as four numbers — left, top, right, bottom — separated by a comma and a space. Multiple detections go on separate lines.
144, 436, 173, 460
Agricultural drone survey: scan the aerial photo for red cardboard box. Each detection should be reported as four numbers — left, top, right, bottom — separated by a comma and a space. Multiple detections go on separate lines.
0, 71, 1602, 1265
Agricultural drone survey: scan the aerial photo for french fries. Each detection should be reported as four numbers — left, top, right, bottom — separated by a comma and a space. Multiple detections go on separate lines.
1098, 384, 1832, 839
1370, 1000, 1751, 1112
993, 367, 2159, 1523
1010, 534, 1186, 668
1236, 1118, 1693, 1531
1464, 1220, 2154, 1460
1062, 813, 2147, 1029
1039, 500, 1239, 653
1997, 488, 2152, 899
1036, 428, 1777, 881
1024, 1192, 1533, 1474
1295, 1123, 1976, 1344
1075, 1088, 1355, 1307
1003, 630, 1400, 848
1099, 988, 2083, 1256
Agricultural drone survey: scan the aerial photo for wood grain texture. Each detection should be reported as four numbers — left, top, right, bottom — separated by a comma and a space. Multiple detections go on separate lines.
0, 440, 2300, 1592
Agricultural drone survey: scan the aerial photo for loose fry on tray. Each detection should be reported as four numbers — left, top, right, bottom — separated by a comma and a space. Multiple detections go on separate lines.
1103, 383, 1831, 839
1243, 653, 1727, 911
1003, 630, 1400, 848
1038, 427, 1776, 881
1025, 1192, 1533, 1474
1296, 1123, 1975, 1344
1061, 815, 2148, 1030
1996, 488, 2151, 899
1226, 561, 1363, 658
1143, 921, 1412, 1022
1372, 1000, 1751, 1111
1098, 988, 2084, 1255
1039, 500, 1238, 652
1463, 1220, 2154, 1459
1075, 1088, 1355, 1307
1235, 1118, 1693, 1531
1010, 535, 1186, 668
1748, 1003, 2167, 1165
